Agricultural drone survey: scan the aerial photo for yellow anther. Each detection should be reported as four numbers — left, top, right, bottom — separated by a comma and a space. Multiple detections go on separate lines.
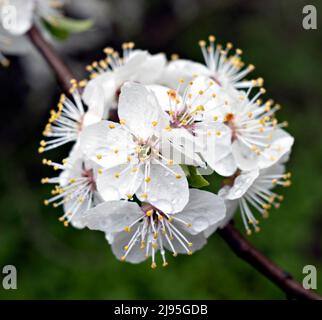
120, 256, 126, 262
108, 123, 116, 129
124, 245, 129, 251
119, 119, 126, 125
63, 221, 69, 227
146, 209, 153, 217
187, 251, 193, 256
114, 173, 120, 178
199, 40, 206, 47
162, 262, 169, 267
141, 193, 148, 199
175, 174, 182, 179
152, 121, 158, 127
171, 53, 179, 61
145, 176, 151, 183
236, 48, 243, 55
96, 154, 102, 160
104, 47, 114, 54
248, 64, 255, 71
198, 90, 204, 95
208, 35, 215, 42
44, 200, 49, 206
151, 262, 157, 269
98, 168, 103, 175
124, 226, 131, 232
216, 131, 221, 137
167, 159, 174, 166
226, 42, 233, 49
167, 89, 177, 100
188, 242, 193, 247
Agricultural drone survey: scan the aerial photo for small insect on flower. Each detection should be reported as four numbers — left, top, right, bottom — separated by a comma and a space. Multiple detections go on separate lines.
39, 79, 102, 153
218, 163, 291, 235
41, 148, 103, 228
76, 189, 226, 267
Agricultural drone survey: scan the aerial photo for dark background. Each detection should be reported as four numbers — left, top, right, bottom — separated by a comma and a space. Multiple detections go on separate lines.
0, 0, 321, 299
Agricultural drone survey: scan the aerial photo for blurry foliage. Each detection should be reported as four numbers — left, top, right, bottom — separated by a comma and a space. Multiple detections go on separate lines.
0, 0, 322, 299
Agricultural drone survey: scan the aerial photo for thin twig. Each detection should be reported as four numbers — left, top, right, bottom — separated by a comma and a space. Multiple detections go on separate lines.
27, 26, 74, 93
27, 24, 322, 300
218, 223, 322, 300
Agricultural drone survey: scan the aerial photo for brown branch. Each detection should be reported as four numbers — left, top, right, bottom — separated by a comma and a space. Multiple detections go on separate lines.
27, 25, 74, 93
218, 223, 322, 300
27, 24, 322, 300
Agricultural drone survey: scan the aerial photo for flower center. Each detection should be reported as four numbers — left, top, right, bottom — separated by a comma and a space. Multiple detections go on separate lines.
224, 113, 237, 141
82, 167, 97, 192
121, 205, 193, 268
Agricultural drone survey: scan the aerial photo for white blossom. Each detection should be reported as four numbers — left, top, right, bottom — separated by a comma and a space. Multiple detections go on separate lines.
148, 75, 233, 174
204, 84, 294, 174
41, 147, 103, 228
77, 189, 226, 267
83, 44, 166, 118
218, 163, 291, 234
38, 79, 103, 154
80, 81, 189, 213
161, 35, 263, 92
0, 0, 63, 36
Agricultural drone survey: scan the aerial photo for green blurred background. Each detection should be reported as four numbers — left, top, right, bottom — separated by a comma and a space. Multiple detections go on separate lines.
0, 0, 321, 299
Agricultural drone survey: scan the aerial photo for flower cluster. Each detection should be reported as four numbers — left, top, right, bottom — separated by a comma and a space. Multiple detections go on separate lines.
40, 36, 294, 267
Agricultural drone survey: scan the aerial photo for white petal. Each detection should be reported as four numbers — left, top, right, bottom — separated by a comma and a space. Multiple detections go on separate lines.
161, 59, 211, 89
258, 129, 294, 169
80, 120, 134, 169
118, 82, 169, 140
209, 152, 237, 177
111, 225, 147, 263
161, 128, 205, 166
130, 52, 166, 83
232, 140, 259, 171
1, 0, 35, 35
174, 189, 226, 235
196, 122, 232, 168
82, 79, 110, 120
220, 170, 259, 200
163, 227, 207, 254
77, 200, 143, 242
97, 164, 144, 201
137, 164, 189, 213
147, 84, 181, 112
